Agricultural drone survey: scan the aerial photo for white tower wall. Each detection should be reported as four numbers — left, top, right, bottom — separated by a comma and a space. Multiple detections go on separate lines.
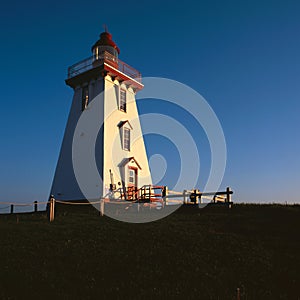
102, 75, 152, 195
51, 79, 105, 200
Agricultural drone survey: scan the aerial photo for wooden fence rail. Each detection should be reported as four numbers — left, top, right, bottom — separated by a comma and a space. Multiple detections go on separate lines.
164, 187, 233, 206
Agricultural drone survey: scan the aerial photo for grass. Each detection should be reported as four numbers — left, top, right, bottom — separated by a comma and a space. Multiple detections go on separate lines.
0, 203, 299, 299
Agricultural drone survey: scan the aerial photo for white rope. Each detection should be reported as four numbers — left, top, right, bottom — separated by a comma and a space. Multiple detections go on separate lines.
55, 200, 100, 205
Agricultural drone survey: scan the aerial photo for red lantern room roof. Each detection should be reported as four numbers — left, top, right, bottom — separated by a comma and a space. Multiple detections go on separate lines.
92, 31, 120, 54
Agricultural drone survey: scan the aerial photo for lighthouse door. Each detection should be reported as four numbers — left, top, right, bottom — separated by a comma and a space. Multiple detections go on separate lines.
127, 167, 138, 200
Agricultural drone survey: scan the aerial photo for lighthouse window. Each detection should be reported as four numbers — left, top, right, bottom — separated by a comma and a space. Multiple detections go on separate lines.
120, 89, 127, 112
82, 86, 89, 111
123, 127, 130, 151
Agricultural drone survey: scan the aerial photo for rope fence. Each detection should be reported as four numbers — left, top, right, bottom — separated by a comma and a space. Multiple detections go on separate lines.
0, 201, 48, 205
54, 200, 100, 205
0, 200, 49, 214
0, 206, 10, 210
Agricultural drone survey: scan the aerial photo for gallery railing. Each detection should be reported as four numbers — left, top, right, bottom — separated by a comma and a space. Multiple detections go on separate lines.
67, 51, 142, 83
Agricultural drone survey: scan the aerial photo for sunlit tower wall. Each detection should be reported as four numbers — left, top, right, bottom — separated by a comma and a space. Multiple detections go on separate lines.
51, 30, 152, 200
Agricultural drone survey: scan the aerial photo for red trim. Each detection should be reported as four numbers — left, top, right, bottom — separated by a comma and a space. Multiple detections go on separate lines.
128, 166, 138, 188
104, 63, 143, 90
120, 157, 142, 170
127, 167, 138, 201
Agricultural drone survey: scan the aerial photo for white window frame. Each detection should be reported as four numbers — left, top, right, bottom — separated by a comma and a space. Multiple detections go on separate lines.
123, 127, 131, 151
128, 168, 135, 184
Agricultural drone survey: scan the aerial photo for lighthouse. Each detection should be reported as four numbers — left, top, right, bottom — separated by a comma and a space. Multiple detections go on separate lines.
51, 29, 152, 201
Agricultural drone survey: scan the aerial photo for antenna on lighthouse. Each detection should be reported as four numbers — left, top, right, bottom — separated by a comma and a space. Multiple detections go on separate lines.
103, 24, 108, 32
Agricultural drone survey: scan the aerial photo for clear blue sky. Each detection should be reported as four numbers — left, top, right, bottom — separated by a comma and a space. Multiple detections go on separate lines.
0, 0, 299, 205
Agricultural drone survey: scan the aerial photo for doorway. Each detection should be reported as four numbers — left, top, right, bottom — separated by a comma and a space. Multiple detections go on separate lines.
127, 167, 138, 200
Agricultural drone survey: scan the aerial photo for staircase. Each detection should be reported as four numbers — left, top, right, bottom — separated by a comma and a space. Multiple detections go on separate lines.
114, 185, 164, 203
139, 185, 164, 203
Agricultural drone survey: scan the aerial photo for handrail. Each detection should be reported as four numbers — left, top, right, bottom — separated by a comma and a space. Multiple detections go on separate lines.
118, 184, 165, 202
67, 51, 142, 83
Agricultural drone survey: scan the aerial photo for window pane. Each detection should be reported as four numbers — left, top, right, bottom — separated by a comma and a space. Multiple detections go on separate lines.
120, 89, 126, 112
129, 169, 135, 183
123, 128, 130, 151
82, 86, 89, 111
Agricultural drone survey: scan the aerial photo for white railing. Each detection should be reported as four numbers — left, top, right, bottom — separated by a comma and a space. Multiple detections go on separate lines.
67, 51, 142, 83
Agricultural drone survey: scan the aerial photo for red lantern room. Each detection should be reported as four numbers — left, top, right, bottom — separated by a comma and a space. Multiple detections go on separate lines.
66, 28, 142, 90
92, 30, 120, 68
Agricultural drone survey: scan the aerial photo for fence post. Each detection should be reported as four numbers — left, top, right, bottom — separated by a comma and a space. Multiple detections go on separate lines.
195, 189, 200, 204
100, 199, 105, 216
49, 196, 55, 222
183, 190, 187, 204
198, 190, 202, 207
10, 204, 14, 214
49, 197, 53, 222
52, 198, 55, 221
236, 287, 240, 300
34, 201, 38, 213
226, 187, 231, 203
162, 186, 168, 205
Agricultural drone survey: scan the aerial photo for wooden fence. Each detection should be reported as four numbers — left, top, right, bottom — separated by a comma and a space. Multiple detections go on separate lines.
0, 187, 233, 222
163, 187, 233, 206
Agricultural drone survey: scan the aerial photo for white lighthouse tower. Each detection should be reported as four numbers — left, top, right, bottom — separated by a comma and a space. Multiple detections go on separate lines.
51, 29, 152, 201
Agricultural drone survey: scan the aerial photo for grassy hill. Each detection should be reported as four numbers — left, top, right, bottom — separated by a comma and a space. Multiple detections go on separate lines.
0, 204, 299, 299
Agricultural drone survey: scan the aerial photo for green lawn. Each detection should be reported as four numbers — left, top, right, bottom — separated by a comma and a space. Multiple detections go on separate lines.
0, 204, 299, 299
